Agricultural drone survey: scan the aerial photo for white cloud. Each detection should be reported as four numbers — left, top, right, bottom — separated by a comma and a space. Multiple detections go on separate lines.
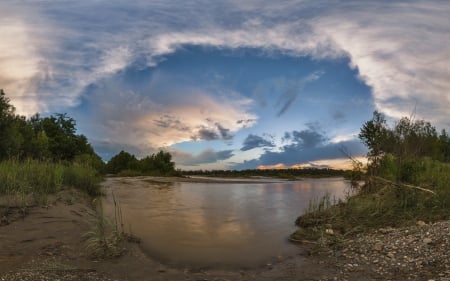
1, 0, 449, 150
313, 2, 450, 125
75, 76, 256, 156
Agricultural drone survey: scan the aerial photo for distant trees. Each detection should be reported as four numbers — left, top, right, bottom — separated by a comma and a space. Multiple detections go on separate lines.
181, 167, 346, 178
106, 150, 177, 176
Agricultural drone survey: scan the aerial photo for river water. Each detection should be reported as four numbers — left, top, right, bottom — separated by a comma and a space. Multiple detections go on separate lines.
102, 177, 351, 268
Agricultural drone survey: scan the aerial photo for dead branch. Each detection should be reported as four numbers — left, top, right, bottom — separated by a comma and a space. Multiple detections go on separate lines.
371, 176, 436, 195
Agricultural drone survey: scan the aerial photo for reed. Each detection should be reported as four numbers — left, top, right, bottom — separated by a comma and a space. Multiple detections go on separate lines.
0, 159, 102, 204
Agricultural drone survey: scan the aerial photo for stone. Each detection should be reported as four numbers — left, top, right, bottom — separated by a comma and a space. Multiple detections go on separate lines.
417, 220, 427, 227
372, 243, 383, 251
423, 238, 432, 244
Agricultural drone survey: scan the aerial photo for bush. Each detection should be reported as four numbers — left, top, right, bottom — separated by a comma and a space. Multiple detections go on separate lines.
63, 163, 102, 196
0, 159, 102, 199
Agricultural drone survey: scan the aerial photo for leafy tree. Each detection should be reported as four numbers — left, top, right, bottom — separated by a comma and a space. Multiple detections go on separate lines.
40, 113, 93, 161
106, 151, 139, 174
358, 111, 391, 173
359, 111, 449, 184
140, 150, 175, 175
106, 150, 176, 176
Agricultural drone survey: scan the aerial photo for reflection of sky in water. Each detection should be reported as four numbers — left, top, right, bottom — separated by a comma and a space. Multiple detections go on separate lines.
103, 177, 351, 268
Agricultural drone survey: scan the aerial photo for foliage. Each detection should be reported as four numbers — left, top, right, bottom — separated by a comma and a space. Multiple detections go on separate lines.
62, 163, 103, 196
0, 159, 102, 200
182, 167, 347, 179
0, 89, 104, 166
105, 151, 139, 174
360, 111, 450, 176
292, 112, 450, 246
83, 207, 123, 258
106, 150, 178, 176
0, 159, 63, 196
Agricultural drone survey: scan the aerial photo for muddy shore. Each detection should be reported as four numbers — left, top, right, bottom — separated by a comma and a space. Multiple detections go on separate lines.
1, 180, 449, 280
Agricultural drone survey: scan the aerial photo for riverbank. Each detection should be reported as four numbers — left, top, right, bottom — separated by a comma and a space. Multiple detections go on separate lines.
1, 186, 449, 280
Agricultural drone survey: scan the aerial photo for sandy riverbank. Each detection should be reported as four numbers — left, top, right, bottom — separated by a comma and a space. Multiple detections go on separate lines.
1, 184, 449, 280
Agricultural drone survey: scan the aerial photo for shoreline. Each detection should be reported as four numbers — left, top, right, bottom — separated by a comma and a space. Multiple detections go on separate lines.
1, 186, 449, 280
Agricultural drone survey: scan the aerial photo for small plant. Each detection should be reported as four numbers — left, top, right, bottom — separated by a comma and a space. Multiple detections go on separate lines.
83, 202, 123, 259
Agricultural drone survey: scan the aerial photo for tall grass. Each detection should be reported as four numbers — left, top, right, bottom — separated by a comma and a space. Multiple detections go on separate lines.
291, 158, 450, 244
0, 159, 102, 201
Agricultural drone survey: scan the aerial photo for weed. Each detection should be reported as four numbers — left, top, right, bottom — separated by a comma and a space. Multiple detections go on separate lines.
83, 199, 124, 259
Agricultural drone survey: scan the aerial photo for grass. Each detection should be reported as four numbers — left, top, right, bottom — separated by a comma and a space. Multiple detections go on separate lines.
290, 158, 450, 248
83, 204, 124, 258
0, 159, 103, 206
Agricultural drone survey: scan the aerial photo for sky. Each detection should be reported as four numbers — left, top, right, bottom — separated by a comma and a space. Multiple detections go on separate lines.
1, 0, 449, 170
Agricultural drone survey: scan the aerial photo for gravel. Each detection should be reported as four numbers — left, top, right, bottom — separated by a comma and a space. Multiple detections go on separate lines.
326, 220, 450, 281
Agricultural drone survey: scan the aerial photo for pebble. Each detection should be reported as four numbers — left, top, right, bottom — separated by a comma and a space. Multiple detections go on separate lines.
325, 220, 450, 280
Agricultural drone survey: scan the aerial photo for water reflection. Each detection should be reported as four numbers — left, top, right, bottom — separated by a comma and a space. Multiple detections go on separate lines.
102, 177, 350, 268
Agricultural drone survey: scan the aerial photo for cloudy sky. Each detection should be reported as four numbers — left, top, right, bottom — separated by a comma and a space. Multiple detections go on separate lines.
1, 1, 449, 170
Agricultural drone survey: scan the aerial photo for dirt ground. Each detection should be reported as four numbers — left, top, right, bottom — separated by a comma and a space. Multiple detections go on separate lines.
3, 185, 442, 281
0, 188, 350, 281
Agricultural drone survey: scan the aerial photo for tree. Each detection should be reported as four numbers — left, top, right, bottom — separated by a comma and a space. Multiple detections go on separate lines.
140, 150, 175, 175
358, 111, 391, 171
106, 151, 139, 174
40, 113, 93, 161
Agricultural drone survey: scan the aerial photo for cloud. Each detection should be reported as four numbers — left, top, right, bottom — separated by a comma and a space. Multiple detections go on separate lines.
241, 134, 275, 151
171, 148, 234, 166
193, 123, 234, 141
233, 125, 367, 170
312, 2, 450, 126
73, 76, 256, 156
276, 71, 323, 116
1, 0, 449, 153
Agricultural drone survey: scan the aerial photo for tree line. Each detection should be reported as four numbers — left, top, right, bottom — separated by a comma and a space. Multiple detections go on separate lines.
0, 89, 103, 167
182, 168, 347, 179
0, 89, 177, 176
105, 150, 178, 176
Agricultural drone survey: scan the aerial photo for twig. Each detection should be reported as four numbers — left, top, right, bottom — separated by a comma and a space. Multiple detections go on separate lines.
371, 176, 436, 195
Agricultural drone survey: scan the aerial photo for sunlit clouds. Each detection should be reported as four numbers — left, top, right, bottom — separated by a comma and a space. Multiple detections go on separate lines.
1, 0, 449, 169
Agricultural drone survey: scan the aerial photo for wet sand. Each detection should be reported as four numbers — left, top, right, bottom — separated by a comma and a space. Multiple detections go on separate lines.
0, 182, 339, 280
3, 177, 443, 280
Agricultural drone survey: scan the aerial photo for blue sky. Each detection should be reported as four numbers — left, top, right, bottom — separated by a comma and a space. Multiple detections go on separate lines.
1, 1, 449, 170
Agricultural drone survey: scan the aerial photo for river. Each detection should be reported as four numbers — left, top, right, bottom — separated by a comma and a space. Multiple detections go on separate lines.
102, 177, 351, 268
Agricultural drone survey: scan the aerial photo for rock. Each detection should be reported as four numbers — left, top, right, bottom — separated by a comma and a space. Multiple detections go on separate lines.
372, 243, 383, 251
379, 227, 395, 234
422, 238, 432, 244
417, 220, 427, 227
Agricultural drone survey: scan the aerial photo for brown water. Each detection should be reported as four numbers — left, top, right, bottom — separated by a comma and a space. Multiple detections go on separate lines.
102, 177, 351, 268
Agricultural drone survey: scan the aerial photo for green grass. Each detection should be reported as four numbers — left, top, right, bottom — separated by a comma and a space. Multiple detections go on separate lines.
0, 159, 103, 202
291, 158, 450, 246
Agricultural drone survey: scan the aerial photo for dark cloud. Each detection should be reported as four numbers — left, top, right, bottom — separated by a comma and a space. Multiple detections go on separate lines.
290, 129, 327, 148
154, 115, 190, 131
232, 139, 367, 170
276, 72, 323, 117
192, 123, 233, 141
216, 123, 233, 140
276, 83, 302, 117
241, 134, 275, 151
174, 149, 234, 166
195, 128, 220, 141
236, 119, 257, 128
282, 132, 292, 142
